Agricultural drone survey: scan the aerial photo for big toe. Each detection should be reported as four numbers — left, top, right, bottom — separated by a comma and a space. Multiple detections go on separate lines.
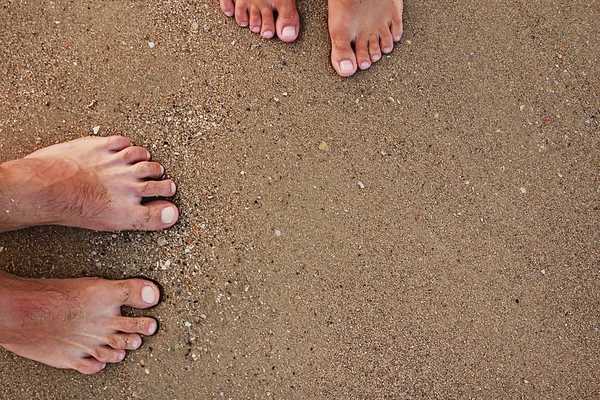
112, 278, 161, 308
128, 200, 179, 231
330, 35, 357, 77
275, 2, 300, 42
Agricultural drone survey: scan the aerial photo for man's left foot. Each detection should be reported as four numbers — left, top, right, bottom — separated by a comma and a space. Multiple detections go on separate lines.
328, 0, 404, 77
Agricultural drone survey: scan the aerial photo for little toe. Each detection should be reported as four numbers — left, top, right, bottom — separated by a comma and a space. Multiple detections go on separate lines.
135, 179, 176, 198
112, 278, 160, 308
379, 26, 394, 54
106, 333, 143, 350
220, 0, 235, 17
112, 316, 158, 336
260, 7, 275, 38
369, 34, 382, 62
134, 162, 165, 179
74, 358, 106, 375
275, 1, 300, 42
355, 35, 372, 70
249, 6, 262, 33
119, 146, 151, 164
92, 346, 126, 364
235, 1, 249, 27
105, 136, 132, 152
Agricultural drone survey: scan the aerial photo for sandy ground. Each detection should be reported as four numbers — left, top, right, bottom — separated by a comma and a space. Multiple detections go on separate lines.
1, 0, 599, 398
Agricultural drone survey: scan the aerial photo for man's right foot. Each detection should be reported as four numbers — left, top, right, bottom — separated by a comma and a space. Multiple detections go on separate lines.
219, 0, 300, 41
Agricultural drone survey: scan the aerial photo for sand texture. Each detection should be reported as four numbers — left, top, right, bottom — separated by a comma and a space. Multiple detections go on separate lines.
0, 0, 599, 398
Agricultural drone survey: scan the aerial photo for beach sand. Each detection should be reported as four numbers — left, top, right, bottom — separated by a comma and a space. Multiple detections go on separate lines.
0, 0, 599, 398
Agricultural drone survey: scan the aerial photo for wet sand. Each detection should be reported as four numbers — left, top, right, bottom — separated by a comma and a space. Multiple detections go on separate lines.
1, 0, 599, 398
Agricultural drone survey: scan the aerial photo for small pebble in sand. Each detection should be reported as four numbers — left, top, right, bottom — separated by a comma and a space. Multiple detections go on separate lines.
520, 187, 527, 194
358, 181, 365, 189
157, 237, 168, 246
319, 141, 329, 151
275, 230, 281, 237
191, 22, 199, 30
148, 41, 155, 48
93, 126, 100, 135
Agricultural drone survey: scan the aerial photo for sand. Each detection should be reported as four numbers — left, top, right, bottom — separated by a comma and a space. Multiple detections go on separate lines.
0, 0, 599, 398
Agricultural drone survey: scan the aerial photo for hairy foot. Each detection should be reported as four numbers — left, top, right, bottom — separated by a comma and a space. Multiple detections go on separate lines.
328, 0, 404, 77
0, 136, 178, 232
219, 0, 300, 41
0, 271, 160, 374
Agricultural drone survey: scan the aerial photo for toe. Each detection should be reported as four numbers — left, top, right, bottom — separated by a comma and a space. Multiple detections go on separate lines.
260, 6, 275, 38
134, 162, 164, 179
330, 33, 357, 77
135, 179, 176, 198
130, 200, 179, 230
220, 0, 235, 17
106, 333, 143, 350
119, 146, 151, 164
92, 346, 126, 364
105, 136, 132, 152
235, 0, 249, 27
74, 358, 106, 375
379, 26, 394, 54
355, 34, 372, 70
275, 1, 299, 42
249, 6, 261, 33
113, 278, 161, 308
111, 316, 158, 336
369, 33, 382, 62
391, 16, 403, 41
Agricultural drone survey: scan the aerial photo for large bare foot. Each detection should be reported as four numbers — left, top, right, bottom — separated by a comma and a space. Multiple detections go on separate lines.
219, 0, 300, 41
328, 0, 404, 77
0, 136, 178, 233
0, 271, 160, 374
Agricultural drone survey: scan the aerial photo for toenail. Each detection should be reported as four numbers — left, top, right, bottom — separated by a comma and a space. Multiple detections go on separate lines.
251, 26, 260, 33
118, 352, 125, 361
394, 35, 402, 41
383, 47, 393, 53
171, 182, 176, 194
142, 286, 156, 304
225, 10, 233, 17
146, 150, 151, 159
340, 60, 354, 73
262, 30, 273, 38
372, 54, 381, 62
160, 165, 165, 175
281, 26, 296, 39
148, 321, 157, 335
161, 207, 176, 224
360, 61, 370, 69
132, 339, 140, 349
240, 21, 248, 27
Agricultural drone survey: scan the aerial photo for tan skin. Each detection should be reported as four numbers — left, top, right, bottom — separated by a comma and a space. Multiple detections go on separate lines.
0, 136, 178, 374
219, 0, 404, 77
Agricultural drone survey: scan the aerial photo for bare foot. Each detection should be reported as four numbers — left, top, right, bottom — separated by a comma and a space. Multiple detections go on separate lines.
0, 271, 160, 374
0, 136, 179, 232
219, 0, 300, 41
328, 0, 404, 77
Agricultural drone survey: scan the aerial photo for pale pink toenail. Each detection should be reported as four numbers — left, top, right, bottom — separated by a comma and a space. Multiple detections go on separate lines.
340, 60, 354, 73
360, 61, 370, 69
281, 26, 296, 39
372, 54, 381, 62
251, 26, 260, 33
394, 35, 402, 41
132, 339, 140, 349
225, 11, 233, 17
171, 182, 176, 194
383, 47, 392, 53
161, 207, 176, 224
142, 286, 156, 304
263, 30, 273, 38
146, 150, 151, 159
148, 321, 157, 335
240, 21, 248, 27
118, 352, 125, 361
160, 165, 165, 175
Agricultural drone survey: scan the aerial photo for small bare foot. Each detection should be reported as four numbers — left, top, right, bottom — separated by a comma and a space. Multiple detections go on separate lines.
0, 136, 179, 232
0, 271, 160, 374
328, 0, 404, 77
219, 0, 300, 41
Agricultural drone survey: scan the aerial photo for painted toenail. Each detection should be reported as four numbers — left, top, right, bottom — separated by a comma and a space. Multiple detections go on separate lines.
263, 30, 273, 38
171, 182, 176, 194
142, 286, 156, 304
281, 26, 296, 39
132, 339, 140, 349
161, 207, 176, 224
340, 60, 354, 73
360, 61, 370, 69
148, 321, 157, 335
